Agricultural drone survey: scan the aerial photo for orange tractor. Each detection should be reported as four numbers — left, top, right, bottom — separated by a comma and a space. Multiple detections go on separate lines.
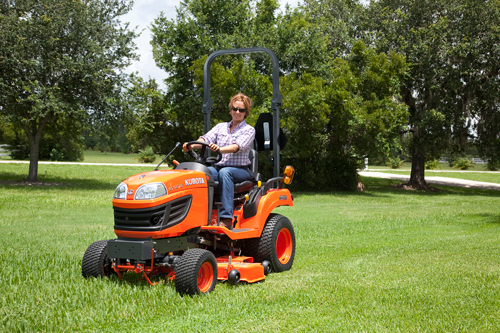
81, 48, 296, 295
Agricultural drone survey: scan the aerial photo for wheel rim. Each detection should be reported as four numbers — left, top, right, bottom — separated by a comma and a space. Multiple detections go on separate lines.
197, 262, 214, 293
276, 228, 293, 264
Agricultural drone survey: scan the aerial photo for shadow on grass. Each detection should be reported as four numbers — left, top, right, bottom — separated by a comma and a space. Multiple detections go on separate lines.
2, 170, 499, 198
479, 214, 500, 224
0, 172, 119, 191
292, 177, 500, 199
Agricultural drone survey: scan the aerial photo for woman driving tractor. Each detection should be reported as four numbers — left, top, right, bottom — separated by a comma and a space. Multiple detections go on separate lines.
183, 93, 256, 229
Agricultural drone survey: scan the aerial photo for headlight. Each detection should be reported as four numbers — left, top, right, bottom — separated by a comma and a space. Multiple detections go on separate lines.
135, 183, 167, 200
113, 182, 128, 199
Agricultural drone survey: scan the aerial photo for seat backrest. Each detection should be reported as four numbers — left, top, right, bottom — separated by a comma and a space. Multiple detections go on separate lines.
248, 149, 258, 174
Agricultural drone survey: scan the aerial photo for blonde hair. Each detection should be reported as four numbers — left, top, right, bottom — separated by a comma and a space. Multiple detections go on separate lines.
228, 93, 252, 119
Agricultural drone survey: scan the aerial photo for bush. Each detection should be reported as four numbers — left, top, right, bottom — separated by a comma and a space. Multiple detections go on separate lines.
452, 158, 475, 170
10, 145, 29, 160
50, 147, 65, 161
39, 137, 84, 162
136, 146, 157, 163
278, 150, 360, 192
425, 159, 442, 170
485, 160, 500, 171
386, 157, 405, 169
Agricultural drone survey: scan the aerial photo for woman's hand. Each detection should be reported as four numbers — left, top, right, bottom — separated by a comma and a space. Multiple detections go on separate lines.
208, 143, 220, 152
183, 138, 206, 152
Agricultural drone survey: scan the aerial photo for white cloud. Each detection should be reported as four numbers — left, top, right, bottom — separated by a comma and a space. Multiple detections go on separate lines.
122, 0, 302, 90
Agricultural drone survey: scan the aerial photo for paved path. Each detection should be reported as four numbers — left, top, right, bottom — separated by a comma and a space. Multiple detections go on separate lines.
359, 171, 500, 191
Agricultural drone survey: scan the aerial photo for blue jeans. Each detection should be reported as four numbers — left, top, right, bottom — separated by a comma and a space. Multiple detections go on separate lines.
208, 166, 251, 219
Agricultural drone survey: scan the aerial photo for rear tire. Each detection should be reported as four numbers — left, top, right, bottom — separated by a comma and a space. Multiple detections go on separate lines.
245, 214, 296, 273
174, 248, 218, 295
82, 240, 112, 278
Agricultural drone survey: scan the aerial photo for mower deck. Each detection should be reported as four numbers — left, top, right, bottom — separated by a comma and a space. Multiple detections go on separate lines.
110, 254, 266, 286
216, 255, 266, 283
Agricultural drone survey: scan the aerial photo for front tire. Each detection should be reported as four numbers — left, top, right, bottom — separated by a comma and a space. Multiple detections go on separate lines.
82, 240, 112, 278
246, 214, 296, 273
174, 248, 218, 295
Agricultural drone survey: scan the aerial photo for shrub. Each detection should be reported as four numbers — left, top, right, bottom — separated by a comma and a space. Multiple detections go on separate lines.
137, 146, 156, 163
262, 150, 360, 192
485, 160, 500, 171
386, 157, 405, 169
452, 158, 475, 170
50, 147, 65, 161
425, 159, 442, 170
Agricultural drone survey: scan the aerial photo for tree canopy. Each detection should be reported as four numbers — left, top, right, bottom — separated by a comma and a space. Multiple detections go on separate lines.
3, 0, 498, 189
0, 0, 138, 180
140, 0, 409, 189
366, 0, 500, 186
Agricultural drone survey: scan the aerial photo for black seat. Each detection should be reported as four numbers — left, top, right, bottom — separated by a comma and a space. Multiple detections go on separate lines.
234, 149, 260, 193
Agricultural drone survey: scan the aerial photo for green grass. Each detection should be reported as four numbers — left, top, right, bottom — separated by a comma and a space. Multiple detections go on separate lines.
374, 170, 500, 184
82, 150, 163, 164
0, 149, 164, 164
1, 163, 500, 332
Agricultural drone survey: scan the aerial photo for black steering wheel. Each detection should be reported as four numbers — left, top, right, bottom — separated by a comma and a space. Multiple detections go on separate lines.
185, 141, 223, 165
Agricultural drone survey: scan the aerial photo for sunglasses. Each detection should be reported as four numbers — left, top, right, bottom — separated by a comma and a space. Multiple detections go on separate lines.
232, 107, 246, 113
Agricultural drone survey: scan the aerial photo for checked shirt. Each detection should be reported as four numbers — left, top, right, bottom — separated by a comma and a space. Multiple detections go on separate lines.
201, 120, 255, 167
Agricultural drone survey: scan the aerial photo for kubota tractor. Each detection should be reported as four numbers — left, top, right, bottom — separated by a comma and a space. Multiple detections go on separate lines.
81, 48, 296, 295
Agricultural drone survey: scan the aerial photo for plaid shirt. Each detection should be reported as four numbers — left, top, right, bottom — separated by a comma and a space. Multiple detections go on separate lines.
201, 120, 255, 167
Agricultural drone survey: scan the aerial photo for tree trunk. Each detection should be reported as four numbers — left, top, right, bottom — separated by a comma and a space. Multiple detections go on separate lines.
28, 137, 41, 182
24, 114, 53, 182
408, 144, 427, 189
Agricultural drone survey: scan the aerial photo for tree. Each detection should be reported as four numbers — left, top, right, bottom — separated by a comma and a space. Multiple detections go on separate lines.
301, 0, 366, 59
124, 76, 167, 153
144, 0, 332, 163
144, 0, 409, 189
280, 41, 409, 190
367, 0, 500, 188
0, 0, 138, 181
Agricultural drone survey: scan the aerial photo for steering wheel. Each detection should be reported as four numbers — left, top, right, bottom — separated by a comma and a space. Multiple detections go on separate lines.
185, 141, 223, 165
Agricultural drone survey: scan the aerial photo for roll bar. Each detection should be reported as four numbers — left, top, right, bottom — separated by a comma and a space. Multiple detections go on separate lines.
202, 47, 283, 178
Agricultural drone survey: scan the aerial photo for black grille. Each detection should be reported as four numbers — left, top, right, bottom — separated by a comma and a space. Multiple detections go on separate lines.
113, 195, 192, 232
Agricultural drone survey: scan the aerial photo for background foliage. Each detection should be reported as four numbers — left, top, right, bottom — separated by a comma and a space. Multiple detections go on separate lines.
366, 0, 500, 186
144, 0, 409, 190
0, 0, 138, 180
2, 0, 499, 190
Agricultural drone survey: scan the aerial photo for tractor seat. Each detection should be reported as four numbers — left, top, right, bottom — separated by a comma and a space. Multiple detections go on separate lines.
213, 149, 261, 195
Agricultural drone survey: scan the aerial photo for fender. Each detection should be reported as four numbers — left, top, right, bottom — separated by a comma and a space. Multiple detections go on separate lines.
240, 188, 293, 231
201, 188, 293, 240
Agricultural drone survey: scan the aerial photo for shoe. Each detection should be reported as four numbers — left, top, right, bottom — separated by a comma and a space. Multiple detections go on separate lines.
219, 218, 233, 230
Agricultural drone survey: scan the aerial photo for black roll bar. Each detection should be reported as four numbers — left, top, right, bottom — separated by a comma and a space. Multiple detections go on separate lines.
202, 47, 283, 178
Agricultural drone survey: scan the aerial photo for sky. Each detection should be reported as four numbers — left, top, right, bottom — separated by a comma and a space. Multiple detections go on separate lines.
121, 0, 302, 90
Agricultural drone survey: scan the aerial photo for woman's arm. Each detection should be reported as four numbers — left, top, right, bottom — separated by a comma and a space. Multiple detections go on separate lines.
182, 137, 206, 152
208, 143, 239, 154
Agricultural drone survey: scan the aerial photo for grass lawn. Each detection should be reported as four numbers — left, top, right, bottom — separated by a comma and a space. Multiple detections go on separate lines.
0, 150, 163, 164
373, 170, 500, 184
1, 163, 500, 332
82, 150, 163, 164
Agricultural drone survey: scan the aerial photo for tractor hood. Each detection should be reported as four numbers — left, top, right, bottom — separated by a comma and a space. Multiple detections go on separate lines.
112, 169, 210, 208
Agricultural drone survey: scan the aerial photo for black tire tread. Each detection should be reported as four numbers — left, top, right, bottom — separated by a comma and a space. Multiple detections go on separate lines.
174, 248, 217, 295
82, 240, 109, 278
244, 213, 295, 272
